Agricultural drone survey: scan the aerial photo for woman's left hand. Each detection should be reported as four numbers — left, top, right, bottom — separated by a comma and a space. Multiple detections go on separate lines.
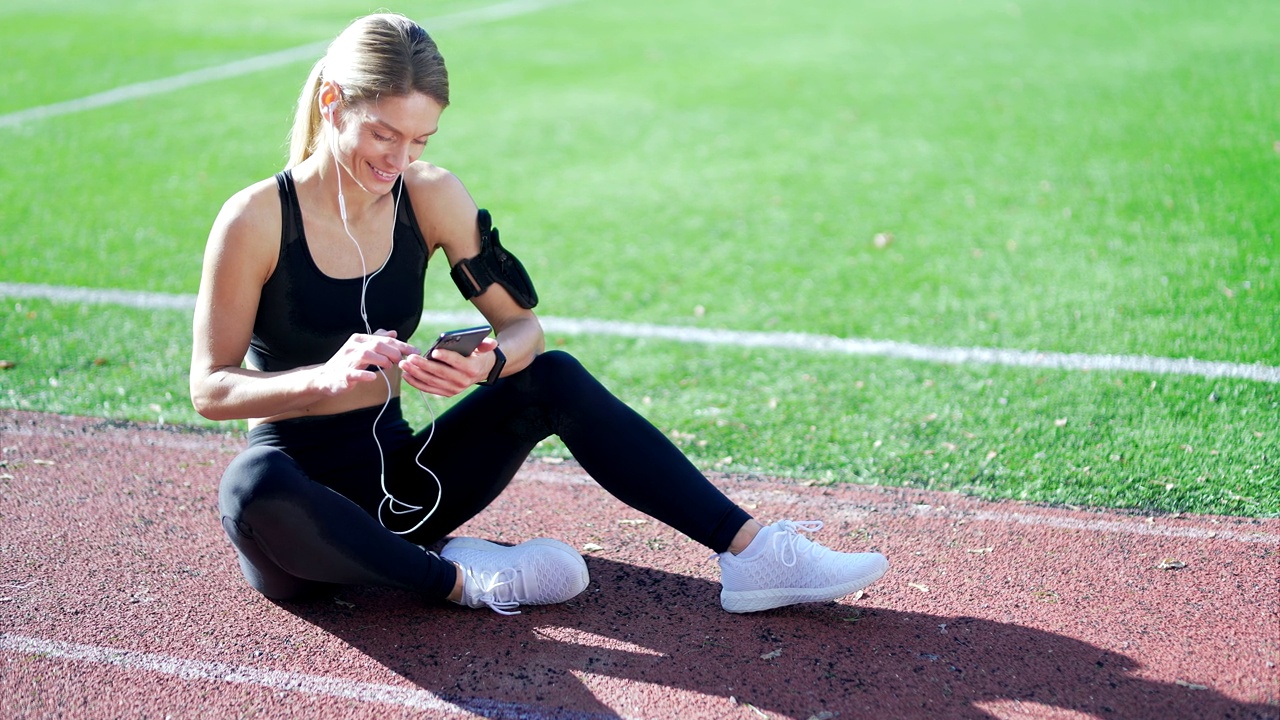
399, 337, 500, 397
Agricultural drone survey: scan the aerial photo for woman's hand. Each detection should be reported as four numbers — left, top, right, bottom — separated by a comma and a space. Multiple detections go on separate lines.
312, 330, 419, 396
399, 337, 499, 397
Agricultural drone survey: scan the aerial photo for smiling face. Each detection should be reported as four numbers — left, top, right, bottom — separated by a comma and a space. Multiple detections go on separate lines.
330, 92, 443, 195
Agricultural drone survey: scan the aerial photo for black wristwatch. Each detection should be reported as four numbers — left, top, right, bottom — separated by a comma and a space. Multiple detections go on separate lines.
479, 346, 506, 386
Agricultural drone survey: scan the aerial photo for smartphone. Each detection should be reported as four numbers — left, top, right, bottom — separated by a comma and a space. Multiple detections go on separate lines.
427, 325, 492, 358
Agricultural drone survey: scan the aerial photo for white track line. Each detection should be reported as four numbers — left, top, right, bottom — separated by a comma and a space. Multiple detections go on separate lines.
962, 509, 1280, 545
691, 482, 1280, 545
0, 634, 614, 719
3, 281, 1278, 383
0, 0, 580, 129
536, 316, 1280, 384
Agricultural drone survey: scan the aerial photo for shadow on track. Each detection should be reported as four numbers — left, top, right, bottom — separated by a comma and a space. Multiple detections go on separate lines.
284, 556, 1278, 720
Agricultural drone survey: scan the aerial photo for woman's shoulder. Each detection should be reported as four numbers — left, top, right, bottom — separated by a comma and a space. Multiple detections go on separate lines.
403, 160, 466, 197
222, 174, 283, 215
402, 161, 479, 243
207, 174, 286, 253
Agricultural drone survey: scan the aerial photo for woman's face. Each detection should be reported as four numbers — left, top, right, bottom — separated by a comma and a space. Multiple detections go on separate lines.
333, 91, 443, 194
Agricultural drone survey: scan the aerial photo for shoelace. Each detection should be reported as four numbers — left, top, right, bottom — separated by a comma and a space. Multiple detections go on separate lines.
467, 567, 523, 615
710, 519, 827, 563
771, 520, 825, 567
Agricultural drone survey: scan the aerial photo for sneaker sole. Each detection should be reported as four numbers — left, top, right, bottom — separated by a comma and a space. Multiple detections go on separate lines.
720, 558, 889, 614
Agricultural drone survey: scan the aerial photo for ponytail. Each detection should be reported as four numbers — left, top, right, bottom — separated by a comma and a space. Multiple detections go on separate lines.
286, 58, 326, 169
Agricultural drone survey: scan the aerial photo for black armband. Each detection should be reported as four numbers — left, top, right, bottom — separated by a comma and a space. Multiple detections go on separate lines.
450, 209, 539, 309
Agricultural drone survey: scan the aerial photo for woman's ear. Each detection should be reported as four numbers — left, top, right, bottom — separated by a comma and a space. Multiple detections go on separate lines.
318, 81, 343, 120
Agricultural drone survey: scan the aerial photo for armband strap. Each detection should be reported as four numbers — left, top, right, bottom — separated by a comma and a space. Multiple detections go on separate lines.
450, 209, 539, 309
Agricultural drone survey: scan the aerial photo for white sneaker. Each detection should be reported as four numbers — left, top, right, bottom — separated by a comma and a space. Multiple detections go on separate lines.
717, 520, 888, 613
441, 537, 589, 615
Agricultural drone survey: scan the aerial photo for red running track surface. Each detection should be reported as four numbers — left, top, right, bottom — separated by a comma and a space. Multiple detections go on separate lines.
2, 411, 1277, 719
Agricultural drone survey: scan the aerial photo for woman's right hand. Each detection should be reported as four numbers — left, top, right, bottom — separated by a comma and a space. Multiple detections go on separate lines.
312, 329, 420, 396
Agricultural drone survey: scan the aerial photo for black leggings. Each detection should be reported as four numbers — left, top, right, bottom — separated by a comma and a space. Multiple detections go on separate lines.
217, 350, 752, 601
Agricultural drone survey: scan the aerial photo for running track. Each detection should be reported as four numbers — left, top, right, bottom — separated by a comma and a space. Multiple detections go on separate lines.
2, 410, 1277, 719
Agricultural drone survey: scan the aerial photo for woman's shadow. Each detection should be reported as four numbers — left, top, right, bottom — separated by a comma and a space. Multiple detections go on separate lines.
285, 556, 1277, 720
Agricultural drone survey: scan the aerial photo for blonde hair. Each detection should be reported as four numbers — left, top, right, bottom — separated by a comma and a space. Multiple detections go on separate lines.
286, 13, 449, 168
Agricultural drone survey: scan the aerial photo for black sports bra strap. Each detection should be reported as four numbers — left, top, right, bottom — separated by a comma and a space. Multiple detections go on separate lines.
273, 170, 303, 248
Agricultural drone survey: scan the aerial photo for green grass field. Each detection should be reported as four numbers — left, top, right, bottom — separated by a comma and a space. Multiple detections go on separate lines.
2, 0, 1277, 516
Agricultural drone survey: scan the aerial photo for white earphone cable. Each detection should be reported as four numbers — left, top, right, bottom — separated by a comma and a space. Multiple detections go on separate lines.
331, 121, 442, 536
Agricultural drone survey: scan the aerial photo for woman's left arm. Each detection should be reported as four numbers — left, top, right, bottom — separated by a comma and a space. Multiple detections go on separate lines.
398, 163, 545, 397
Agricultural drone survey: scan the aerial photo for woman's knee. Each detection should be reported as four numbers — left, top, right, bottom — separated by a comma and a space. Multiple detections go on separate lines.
218, 445, 304, 518
524, 350, 595, 391
221, 513, 331, 601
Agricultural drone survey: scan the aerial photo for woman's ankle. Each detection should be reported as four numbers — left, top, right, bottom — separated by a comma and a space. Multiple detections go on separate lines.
726, 519, 765, 555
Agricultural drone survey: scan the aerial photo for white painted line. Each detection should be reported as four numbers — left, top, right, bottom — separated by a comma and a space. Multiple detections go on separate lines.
0, 0, 581, 129
0, 44, 326, 129
0, 282, 197, 311
964, 509, 1280, 545
705, 484, 1280, 545
0, 634, 613, 719
540, 316, 1280, 384
0, 634, 465, 712
3, 281, 1278, 383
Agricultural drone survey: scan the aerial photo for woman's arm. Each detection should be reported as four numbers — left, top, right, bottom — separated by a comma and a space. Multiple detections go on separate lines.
189, 182, 417, 421
397, 164, 545, 397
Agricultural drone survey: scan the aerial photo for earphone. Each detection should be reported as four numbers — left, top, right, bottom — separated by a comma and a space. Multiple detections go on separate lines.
326, 95, 443, 536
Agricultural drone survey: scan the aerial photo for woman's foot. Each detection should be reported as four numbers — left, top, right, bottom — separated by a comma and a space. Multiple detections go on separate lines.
716, 520, 888, 613
441, 537, 590, 615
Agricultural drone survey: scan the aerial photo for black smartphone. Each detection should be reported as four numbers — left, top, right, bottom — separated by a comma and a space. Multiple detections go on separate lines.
427, 325, 492, 358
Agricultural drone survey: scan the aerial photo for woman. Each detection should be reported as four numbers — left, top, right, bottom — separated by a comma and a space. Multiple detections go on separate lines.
190, 12, 888, 615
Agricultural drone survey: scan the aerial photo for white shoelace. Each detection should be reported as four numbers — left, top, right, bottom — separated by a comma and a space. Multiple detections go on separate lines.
467, 568, 522, 615
770, 520, 825, 567
712, 519, 827, 563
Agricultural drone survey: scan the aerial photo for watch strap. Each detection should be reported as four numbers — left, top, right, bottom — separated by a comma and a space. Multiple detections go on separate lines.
479, 346, 506, 386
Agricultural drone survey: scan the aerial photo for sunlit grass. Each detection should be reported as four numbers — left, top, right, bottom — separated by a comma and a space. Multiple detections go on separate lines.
1, 0, 1277, 516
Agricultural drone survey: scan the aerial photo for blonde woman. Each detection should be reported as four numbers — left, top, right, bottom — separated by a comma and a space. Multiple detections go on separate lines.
191, 13, 888, 615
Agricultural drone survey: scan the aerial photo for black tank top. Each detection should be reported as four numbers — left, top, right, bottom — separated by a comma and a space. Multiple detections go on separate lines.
246, 170, 429, 372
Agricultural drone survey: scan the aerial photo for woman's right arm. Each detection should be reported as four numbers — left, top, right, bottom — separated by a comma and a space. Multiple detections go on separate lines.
189, 184, 411, 422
